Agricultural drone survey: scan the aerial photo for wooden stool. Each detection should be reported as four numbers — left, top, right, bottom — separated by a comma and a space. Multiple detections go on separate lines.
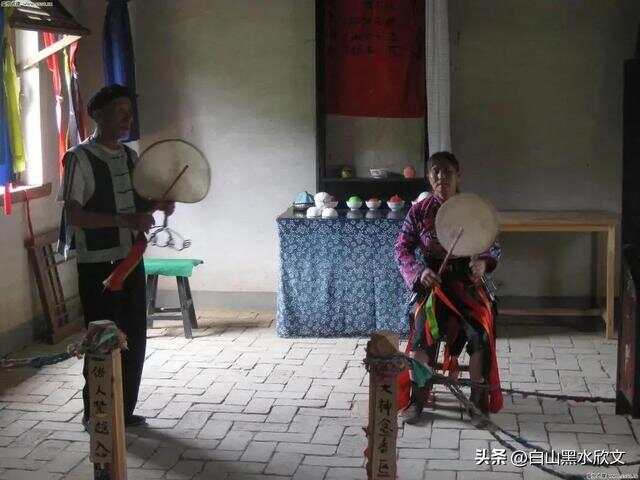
144, 258, 203, 339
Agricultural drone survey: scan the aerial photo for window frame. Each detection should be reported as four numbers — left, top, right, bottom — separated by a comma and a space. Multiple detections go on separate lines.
1, 1, 89, 203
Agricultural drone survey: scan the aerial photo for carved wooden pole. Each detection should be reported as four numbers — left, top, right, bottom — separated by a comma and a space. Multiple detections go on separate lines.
365, 331, 406, 480
87, 320, 127, 480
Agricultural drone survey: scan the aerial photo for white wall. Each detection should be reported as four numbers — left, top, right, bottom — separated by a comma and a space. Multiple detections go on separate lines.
131, 0, 316, 295
71, 0, 640, 302
0, 33, 73, 355
449, 0, 640, 297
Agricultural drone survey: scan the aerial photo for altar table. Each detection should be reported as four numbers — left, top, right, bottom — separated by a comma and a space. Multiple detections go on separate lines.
276, 208, 410, 337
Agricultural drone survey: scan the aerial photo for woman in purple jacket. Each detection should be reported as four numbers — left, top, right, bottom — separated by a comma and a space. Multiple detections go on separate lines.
394, 151, 503, 424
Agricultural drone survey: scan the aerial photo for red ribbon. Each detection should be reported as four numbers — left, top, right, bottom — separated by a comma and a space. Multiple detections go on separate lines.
103, 234, 147, 291
42, 33, 67, 179
3, 182, 12, 215
397, 284, 503, 413
446, 283, 503, 413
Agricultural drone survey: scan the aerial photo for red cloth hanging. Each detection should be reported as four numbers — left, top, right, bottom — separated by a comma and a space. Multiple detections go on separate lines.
324, 0, 425, 118
42, 33, 67, 179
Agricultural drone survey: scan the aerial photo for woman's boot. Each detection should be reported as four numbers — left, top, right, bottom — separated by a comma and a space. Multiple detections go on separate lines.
401, 385, 427, 425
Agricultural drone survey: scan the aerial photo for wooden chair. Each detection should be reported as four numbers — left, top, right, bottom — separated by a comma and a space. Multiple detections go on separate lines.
25, 229, 82, 343
419, 339, 470, 408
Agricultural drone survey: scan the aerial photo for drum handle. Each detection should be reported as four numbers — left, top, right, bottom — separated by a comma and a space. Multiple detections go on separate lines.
437, 227, 464, 278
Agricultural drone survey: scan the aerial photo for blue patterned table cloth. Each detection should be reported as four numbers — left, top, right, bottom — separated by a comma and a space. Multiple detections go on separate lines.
276, 208, 412, 337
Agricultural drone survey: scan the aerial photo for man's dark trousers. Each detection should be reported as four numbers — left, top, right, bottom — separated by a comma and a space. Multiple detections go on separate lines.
78, 260, 147, 419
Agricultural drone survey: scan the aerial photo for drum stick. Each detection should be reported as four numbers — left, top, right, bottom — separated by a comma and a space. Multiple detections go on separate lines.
437, 227, 464, 278
153, 165, 190, 233
161, 165, 189, 200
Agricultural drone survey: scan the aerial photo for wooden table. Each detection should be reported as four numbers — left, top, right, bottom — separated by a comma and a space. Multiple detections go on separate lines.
498, 211, 618, 339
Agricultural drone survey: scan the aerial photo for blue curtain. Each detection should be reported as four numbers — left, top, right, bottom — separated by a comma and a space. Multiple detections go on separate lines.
103, 0, 139, 141
0, 9, 14, 185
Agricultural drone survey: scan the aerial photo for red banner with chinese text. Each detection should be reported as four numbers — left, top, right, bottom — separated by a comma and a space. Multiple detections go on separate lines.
324, 0, 425, 118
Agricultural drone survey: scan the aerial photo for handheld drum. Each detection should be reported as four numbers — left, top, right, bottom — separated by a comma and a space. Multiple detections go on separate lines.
435, 193, 499, 258
133, 138, 211, 250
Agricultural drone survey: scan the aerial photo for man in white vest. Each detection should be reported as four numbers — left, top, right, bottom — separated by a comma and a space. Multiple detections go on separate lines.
58, 85, 174, 428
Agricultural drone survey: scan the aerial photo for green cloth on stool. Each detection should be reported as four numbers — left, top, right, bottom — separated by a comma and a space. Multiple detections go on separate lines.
144, 258, 203, 277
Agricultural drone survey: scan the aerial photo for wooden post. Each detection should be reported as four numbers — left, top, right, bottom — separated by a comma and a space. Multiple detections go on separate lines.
87, 320, 127, 480
365, 331, 406, 480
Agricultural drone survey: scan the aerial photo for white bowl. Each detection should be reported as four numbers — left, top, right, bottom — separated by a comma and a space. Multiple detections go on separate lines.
387, 200, 405, 212
346, 200, 362, 211
346, 210, 363, 219
321, 207, 338, 219
366, 199, 382, 210
314, 192, 332, 208
306, 206, 321, 218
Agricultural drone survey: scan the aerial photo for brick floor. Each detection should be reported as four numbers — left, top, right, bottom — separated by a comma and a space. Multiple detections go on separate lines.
0, 312, 638, 479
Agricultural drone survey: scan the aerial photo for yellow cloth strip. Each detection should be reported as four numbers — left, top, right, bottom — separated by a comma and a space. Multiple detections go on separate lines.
3, 23, 26, 174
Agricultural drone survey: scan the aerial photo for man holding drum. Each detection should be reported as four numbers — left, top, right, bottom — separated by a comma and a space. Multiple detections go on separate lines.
58, 85, 174, 428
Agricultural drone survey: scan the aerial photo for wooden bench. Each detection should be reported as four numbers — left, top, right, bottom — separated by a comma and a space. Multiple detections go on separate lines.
498, 210, 618, 339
